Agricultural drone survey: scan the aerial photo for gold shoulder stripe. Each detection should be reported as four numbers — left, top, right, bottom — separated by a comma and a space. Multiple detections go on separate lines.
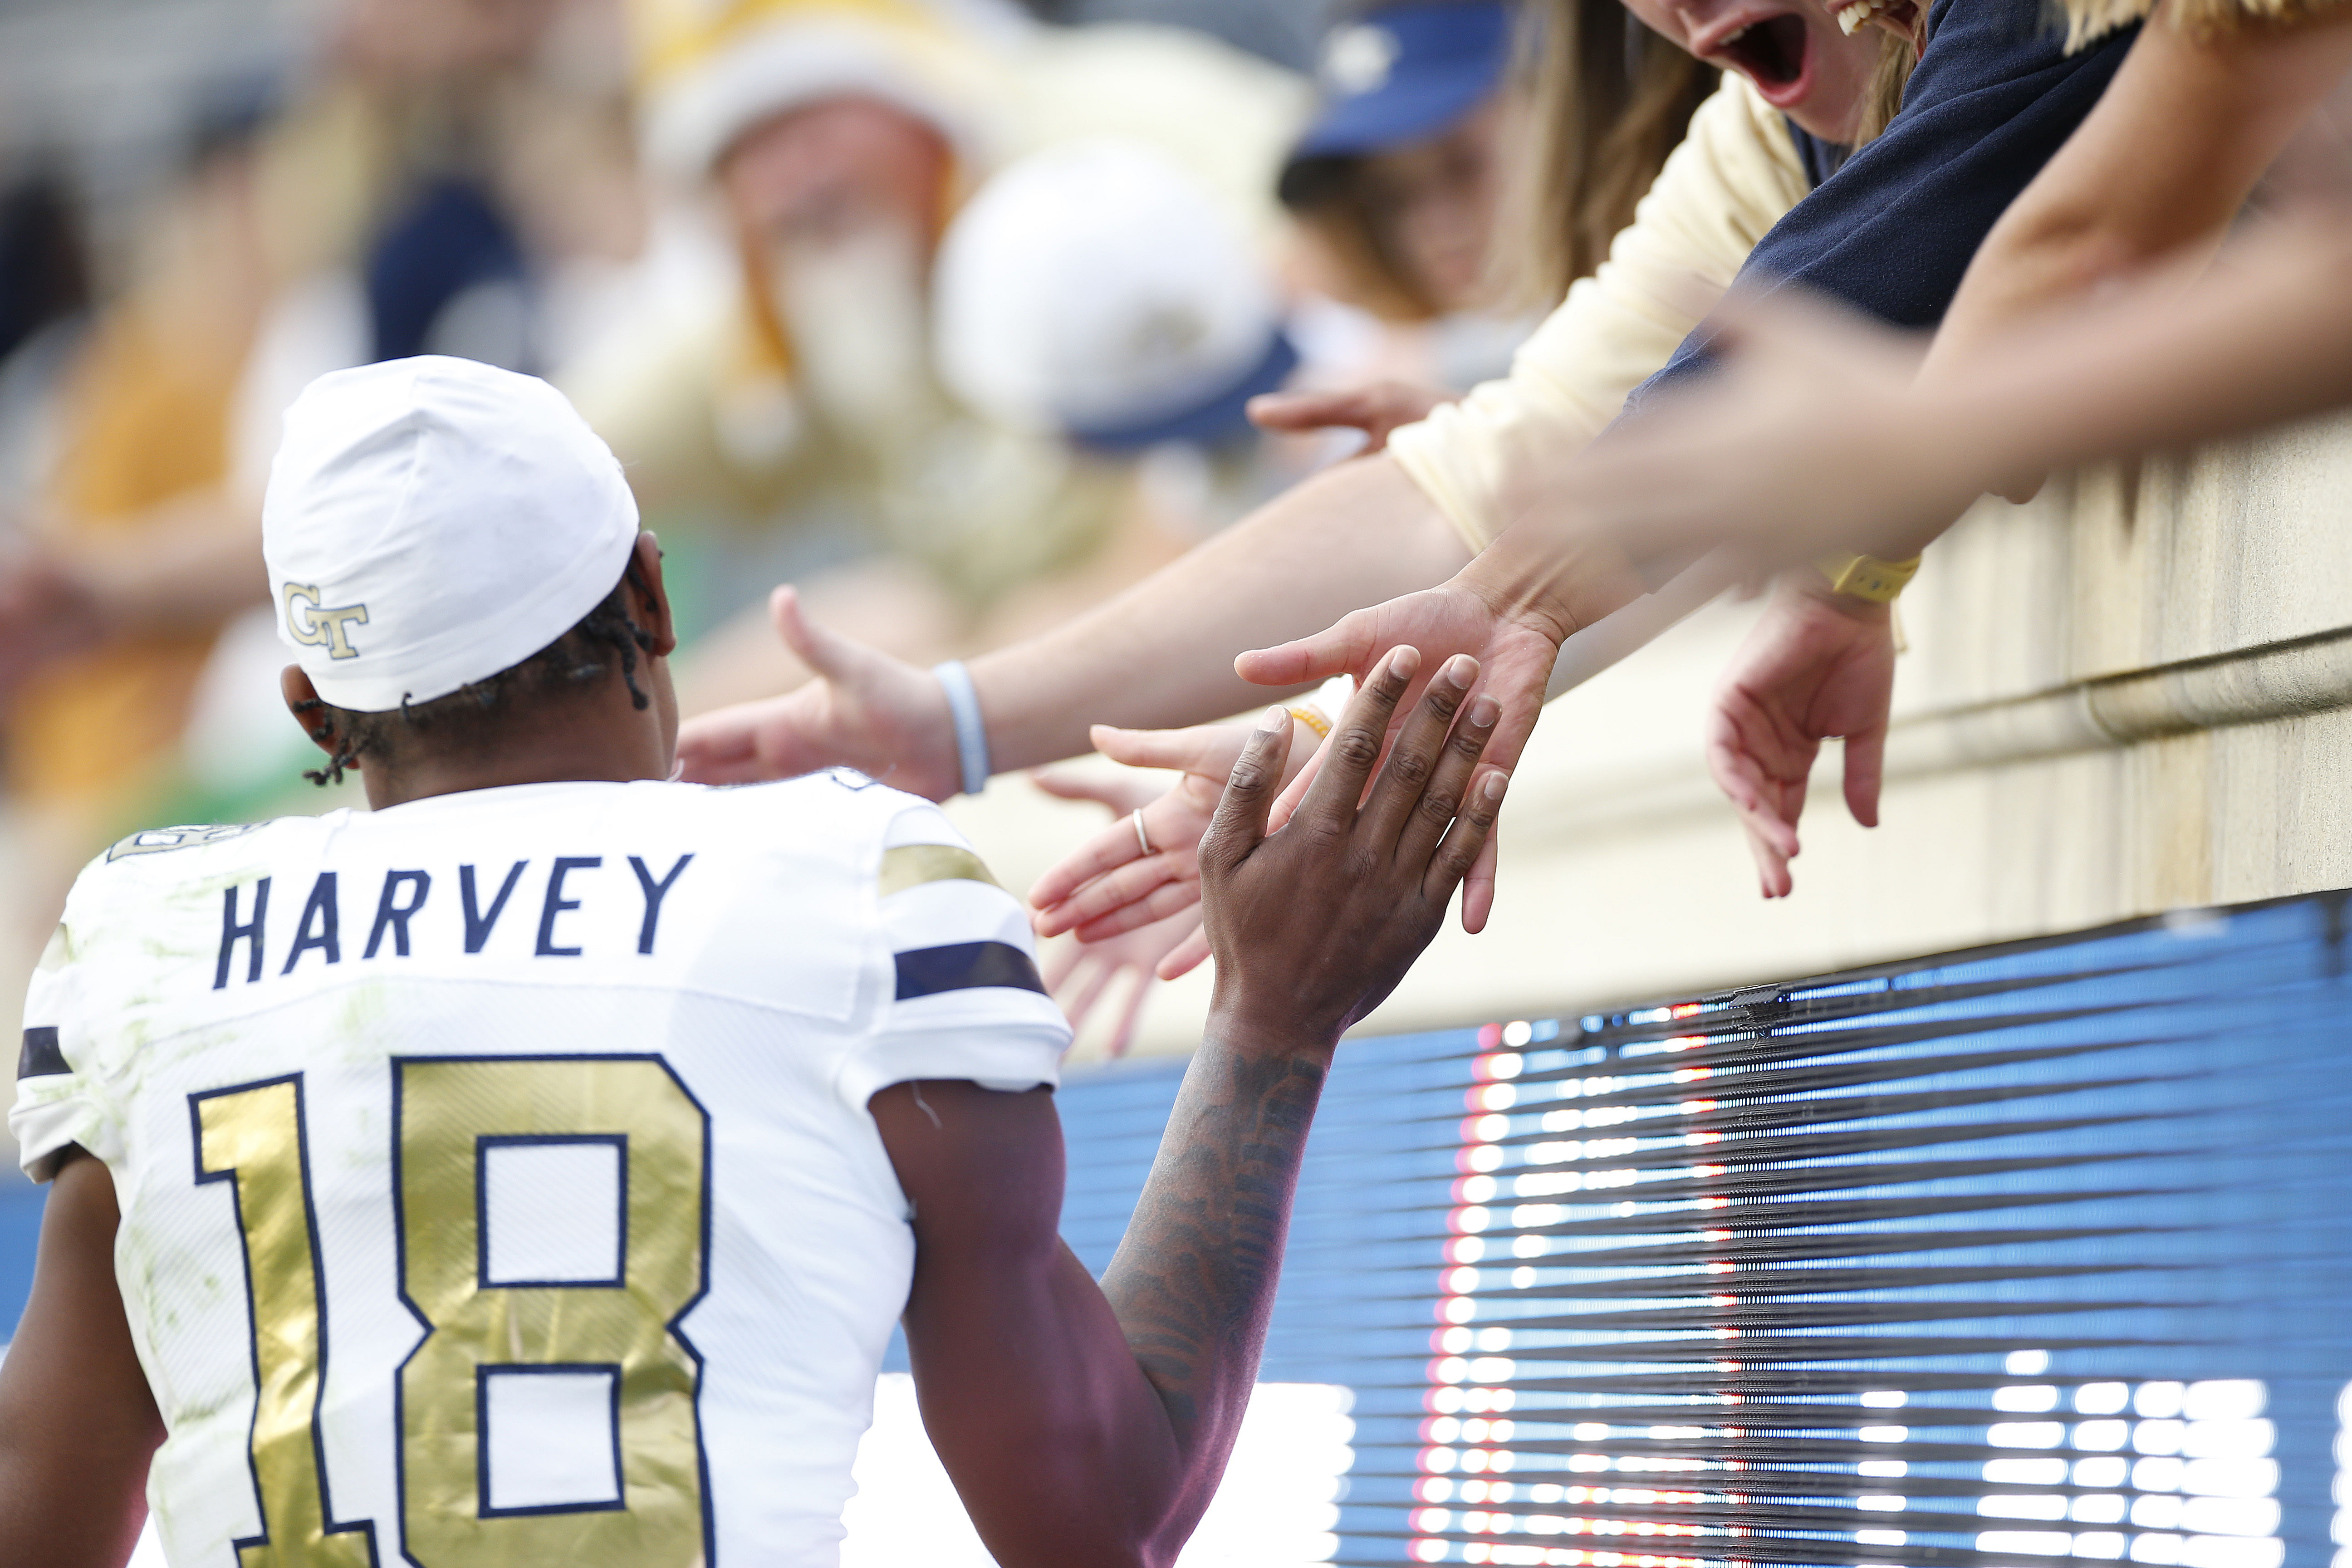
879, 843, 1000, 897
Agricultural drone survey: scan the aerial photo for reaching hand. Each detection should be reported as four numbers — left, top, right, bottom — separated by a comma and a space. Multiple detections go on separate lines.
675, 585, 960, 797
1039, 906, 1204, 1058
1237, 581, 1558, 933
1029, 717, 1316, 978
1705, 574, 1897, 899
1201, 646, 1507, 1042
1246, 380, 1456, 454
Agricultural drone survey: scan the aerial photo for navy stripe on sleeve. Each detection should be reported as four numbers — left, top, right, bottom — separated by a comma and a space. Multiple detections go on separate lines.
17, 1027, 66, 1079
893, 941, 1048, 1001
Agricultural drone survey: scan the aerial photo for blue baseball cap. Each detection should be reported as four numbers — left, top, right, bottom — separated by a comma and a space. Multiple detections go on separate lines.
1285, 1, 1513, 169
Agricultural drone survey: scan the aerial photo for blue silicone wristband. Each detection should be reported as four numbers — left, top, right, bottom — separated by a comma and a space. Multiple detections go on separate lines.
931, 660, 991, 798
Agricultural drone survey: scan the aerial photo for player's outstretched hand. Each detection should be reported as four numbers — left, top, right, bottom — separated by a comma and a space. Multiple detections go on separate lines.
1237, 583, 1554, 935
1201, 646, 1506, 1044
1246, 380, 1455, 454
676, 585, 961, 798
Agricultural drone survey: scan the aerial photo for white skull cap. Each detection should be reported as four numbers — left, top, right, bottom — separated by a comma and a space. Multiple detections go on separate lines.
262, 356, 640, 712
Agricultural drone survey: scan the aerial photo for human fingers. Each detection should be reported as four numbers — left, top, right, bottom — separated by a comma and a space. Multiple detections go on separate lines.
1155, 924, 1212, 981
1102, 963, 1154, 1059
1354, 658, 1477, 860
1041, 931, 1086, 993
1091, 721, 1245, 777
1460, 825, 1499, 933
1296, 647, 1419, 834
1425, 770, 1510, 906
1246, 388, 1377, 433
1249, 382, 1450, 450
1703, 709, 1801, 861
1268, 734, 1328, 831
1234, 608, 1382, 690
1041, 851, 1196, 939
1072, 876, 1203, 944
1387, 676, 1494, 863
677, 698, 786, 784
1741, 815, 1796, 900
1029, 816, 1148, 926
1051, 945, 1121, 1035
1029, 764, 1156, 816
1842, 722, 1887, 831
1199, 705, 1297, 877
768, 584, 862, 681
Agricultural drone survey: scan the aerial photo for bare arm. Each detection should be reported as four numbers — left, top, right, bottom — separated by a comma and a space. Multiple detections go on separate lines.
0, 1150, 165, 1568
970, 456, 1469, 780
1911, 213, 2352, 495
1929, 9, 2352, 365
873, 653, 1505, 1565
676, 453, 1470, 798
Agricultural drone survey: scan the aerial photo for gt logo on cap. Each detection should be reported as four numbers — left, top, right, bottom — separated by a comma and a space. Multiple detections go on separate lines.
282, 583, 371, 660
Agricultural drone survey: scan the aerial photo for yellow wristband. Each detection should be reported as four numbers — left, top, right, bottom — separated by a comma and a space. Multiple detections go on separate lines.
1815, 551, 1922, 603
1287, 704, 1333, 740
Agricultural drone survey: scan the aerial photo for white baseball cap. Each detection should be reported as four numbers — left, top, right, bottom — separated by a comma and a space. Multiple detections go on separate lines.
932, 141, 1297, 451
262, 356, 640, 712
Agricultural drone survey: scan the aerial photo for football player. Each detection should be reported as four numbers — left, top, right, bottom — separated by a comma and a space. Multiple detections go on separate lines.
0, 356, 1508, 1567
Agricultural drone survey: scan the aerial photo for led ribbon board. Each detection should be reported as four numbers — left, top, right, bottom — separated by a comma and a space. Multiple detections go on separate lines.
1050, 892, 2352, 1568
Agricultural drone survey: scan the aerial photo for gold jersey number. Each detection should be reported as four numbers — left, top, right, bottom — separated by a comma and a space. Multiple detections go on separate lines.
194, 1056, 714, 1566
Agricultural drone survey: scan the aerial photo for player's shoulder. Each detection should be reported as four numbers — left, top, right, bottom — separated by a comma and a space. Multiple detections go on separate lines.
80, 814, 339, 892
52, 814, 340, 959
697, 769, 972, 853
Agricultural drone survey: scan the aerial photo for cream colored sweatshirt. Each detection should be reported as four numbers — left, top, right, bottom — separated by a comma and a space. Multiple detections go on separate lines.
1387, 73, 1813, 551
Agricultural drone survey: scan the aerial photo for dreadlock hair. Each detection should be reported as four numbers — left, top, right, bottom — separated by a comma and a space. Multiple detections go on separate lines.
292, 554, 658, 788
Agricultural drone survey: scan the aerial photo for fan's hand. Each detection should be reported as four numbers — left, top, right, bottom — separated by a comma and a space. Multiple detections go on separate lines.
675, 585, 960, 797
1040, 906, 1205, 1056
1029, 715, 1314, 953
1705, 573, 1897, 899
1238, 582, 1554, 933
1246, 380, 1455, 454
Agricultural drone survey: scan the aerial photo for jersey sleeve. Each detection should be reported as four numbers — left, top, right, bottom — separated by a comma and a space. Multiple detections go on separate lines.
1387, 74, 1808, 551
11, 872, 120, 1183
834, 802, 1073, 1112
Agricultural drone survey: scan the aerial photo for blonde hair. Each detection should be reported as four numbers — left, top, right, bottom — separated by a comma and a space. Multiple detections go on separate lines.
1490, 0, 1716, 309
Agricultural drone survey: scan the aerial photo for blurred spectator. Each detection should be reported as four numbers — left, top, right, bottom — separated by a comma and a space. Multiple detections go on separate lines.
0, 0, 649, 878
1277, 0, 1529, 387
933, 141, 1301, 454
0, 171, 88, 371
578, 0, 1308, 711
0, 165, 92, 501
1249, 0, 1716, 453
2, 97, 280, 853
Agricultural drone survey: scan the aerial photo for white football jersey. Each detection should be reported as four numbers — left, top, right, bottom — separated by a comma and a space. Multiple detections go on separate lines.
10, 773, 1070, 1567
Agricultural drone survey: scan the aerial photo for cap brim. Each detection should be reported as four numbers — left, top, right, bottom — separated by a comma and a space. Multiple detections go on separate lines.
1288, 63, 1500, 163
1068, 332, 1302, 454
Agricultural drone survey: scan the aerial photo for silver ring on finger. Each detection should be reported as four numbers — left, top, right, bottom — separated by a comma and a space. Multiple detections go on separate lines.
1132, 809, 1154, 858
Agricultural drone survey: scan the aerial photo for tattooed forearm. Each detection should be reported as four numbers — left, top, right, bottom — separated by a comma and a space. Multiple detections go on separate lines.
1099, 1020, 1334, 1489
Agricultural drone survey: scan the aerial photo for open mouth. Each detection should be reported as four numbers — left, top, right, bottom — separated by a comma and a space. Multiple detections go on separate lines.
1832, 0, 1922, 39
1717, 12, 1811, 97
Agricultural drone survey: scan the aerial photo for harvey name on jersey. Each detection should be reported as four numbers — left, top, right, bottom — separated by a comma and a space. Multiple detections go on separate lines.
10, 774, 1069, 1567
